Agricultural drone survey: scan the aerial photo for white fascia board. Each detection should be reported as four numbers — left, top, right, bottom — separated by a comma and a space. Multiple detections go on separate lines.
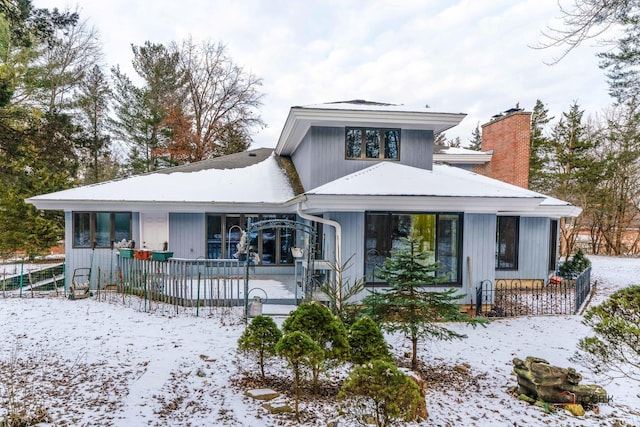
433, 153, 493, 164
297, 195, 544, 213
275, 107, 466, 156
26, 199, 295, 214
500, 205, 583, 218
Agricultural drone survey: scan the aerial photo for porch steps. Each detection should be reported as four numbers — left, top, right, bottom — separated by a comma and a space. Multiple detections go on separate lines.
258, 303, 298, 317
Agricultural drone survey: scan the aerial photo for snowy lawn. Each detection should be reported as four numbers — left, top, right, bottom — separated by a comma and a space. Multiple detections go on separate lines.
0, 256, 639, 426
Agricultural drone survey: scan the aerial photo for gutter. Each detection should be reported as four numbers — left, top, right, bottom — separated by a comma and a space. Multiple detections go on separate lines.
296, 201, 342, 282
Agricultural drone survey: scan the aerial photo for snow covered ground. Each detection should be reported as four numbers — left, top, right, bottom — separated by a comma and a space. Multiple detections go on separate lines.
0, 255, 639, 426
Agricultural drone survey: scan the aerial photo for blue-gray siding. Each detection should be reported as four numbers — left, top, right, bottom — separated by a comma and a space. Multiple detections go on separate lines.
495, 217, 552, 280
292, 126, 434, 191
169, 213, 206, 259
63, 211, 139, 289
462, 213, 497, 302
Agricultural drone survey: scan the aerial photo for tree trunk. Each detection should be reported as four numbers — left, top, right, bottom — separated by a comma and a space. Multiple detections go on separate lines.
293, 364, 300, 421
412, 336, 418, 370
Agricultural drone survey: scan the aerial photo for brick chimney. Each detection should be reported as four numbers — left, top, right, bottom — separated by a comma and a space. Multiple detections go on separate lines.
473, 109, 532, 189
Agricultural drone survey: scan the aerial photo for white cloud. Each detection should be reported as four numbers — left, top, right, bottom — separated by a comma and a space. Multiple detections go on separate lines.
36, 0, 613, 147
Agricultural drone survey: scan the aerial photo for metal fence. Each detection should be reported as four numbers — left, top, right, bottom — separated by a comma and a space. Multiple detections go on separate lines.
117, 257, 244, 310
475, 267, 592, 317
574, 266, 592, 312
1, 263, 65, 295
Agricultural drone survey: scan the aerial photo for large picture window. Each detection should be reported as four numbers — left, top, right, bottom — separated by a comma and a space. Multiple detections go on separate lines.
346, 128, 400, 160
496, 216, 519, 270
206, 214, 296, 265
73, 212, 132, 248
365, 212, 462, 285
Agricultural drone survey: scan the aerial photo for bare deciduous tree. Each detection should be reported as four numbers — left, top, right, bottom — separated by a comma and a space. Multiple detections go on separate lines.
174, 38, 264, 160
25, 11, 102, 111
535, 0, 630, 62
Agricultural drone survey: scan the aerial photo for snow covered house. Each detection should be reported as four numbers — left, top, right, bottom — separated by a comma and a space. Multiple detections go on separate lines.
27, 100, 581, 304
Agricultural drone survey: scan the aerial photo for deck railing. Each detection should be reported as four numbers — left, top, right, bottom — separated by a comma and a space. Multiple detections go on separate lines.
117, 257, 244, 309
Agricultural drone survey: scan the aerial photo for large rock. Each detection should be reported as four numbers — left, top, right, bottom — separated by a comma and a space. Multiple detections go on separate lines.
400, 368, 429, 421
513, 357, 607, 406
262, 400, 293, 414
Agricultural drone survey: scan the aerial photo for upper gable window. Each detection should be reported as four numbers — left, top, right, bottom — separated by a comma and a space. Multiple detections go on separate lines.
346, 128, 400, 160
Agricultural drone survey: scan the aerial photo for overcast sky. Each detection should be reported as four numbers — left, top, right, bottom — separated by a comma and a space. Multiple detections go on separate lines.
35, 0, 613, 148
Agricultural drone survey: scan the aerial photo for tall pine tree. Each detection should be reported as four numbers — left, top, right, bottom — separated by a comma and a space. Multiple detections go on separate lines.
548, 103, 604, 257
77, 64, 114, 184
528, 99, 554, 192
363, 237, 486, 370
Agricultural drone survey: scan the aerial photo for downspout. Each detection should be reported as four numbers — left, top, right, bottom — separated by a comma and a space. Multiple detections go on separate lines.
296, 202, 342, 281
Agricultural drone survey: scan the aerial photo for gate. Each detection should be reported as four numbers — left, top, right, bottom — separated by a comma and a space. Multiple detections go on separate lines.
242, 219, 317, 321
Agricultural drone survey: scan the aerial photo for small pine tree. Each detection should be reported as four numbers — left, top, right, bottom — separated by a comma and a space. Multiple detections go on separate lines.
338, 359, 425, 426
468, 122, 482, 151
282, 301, 350, 385
559, 248, 591, 278
572, 285, 640, 382
348, 316, 392, 365
276, 331, 324, 421
363, 237, 487, 370
237, 315, 282, 379
317, 254, 365, 325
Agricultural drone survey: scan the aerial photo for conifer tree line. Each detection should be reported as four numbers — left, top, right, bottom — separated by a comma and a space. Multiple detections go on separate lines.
529, 98, 640, 257
532, 0, 640, 257
439, 1, 640, 257
437, 97, 640, 257
0, 0, 264, 255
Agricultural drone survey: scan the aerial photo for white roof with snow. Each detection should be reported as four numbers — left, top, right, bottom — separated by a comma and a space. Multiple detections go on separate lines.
294, 162, 581, 217
27, 152, 580, 218
27, 154, 295, 213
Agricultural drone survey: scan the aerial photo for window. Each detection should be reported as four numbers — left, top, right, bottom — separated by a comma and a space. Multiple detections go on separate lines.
346, 128, 400, 160
73, 212, 132, 248
365, 212, 462, 285
548, 219, 558, 271
496, 216, 519, 270
206, 214, 296, 264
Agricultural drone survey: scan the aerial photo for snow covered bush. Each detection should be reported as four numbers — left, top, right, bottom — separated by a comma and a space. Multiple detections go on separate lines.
237, 315, 282, 379
275, 331, 324, 421
282, 301, 350, 385
338, 359, 424, 427
348, 315, 392, 365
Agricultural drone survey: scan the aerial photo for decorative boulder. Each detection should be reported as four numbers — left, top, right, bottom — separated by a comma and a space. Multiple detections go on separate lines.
512, 357, 607, 406
402, 369, 428, 421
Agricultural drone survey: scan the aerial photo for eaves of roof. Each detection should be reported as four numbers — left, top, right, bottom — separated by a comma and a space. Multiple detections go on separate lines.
433, 152, 492, 164
287, 193, 580, 217
275, 106, 466, 156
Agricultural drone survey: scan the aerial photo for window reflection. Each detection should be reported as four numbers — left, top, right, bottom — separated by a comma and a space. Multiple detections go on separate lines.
206, 214, 297, 264
346, 127, 400, 160
365, 212, 461, 284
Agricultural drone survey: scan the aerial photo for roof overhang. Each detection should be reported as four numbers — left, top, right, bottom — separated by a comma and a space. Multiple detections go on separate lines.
287, 194, 544, 213
287, 193, 581, 217
275, 106, 466, 156
433, 152, 493, 164
25, 199, 296, 214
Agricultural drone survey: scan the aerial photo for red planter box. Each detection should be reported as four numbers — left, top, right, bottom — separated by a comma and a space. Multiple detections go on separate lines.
134, 249, 152, 260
